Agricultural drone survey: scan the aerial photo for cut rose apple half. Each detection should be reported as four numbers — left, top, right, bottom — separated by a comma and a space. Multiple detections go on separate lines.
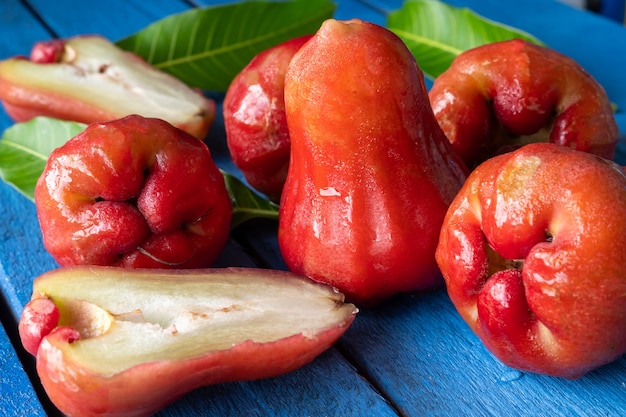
0, 35, 215, 139
19, 266, 357, 417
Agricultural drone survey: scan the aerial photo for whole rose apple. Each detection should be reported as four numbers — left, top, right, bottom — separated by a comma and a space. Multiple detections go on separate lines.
223, 35, 312, 201
435, 142, 626, 379
279, 19, 468, 306
35, 114, 232, 268
428, 39, 619, 168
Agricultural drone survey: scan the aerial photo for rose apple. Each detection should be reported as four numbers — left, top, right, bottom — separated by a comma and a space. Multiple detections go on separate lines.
19, 266, 357, 417
35, 114, 232, 269
435, 142, 626, 378
278, 19, 468, 306
0, 35, 215, 139
223, 35, 312, 201
428, 39, 618, 168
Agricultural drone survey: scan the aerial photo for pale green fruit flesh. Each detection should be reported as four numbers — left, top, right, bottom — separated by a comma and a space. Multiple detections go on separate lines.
33, 266, 357, 375
0, 36, 213, 134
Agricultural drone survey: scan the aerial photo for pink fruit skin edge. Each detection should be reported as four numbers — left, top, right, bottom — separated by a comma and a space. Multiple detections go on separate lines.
37, 315, 355, 417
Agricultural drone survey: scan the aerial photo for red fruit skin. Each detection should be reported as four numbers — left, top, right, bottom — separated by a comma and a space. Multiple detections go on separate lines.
36, 323, 350, 417
279, 19, 468, 306
223, 35, 312, 201
435, 142, 626, 379
0, 78, 116, 125
34, 114, 232, 269
428, 39, 619, 168
18, 298, 60, 356
30, 39, 65, 63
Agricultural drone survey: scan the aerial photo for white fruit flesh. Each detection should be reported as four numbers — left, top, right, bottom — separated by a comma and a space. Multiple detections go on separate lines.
0, 36, 212, 134
33, 266, 356, 375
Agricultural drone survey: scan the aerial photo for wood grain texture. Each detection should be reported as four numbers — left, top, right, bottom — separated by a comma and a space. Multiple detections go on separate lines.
0, 0, 625, 416
155, 348, 398, 417
0, 1, 51, 55
24, 0, 192, 41
0, 321, 46, 417
339, 290, 626, 416
0, 179, 57, 318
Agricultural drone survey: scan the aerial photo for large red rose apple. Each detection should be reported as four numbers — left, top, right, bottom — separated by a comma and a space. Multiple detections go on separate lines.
35, 114, 232, 269
436, 142, 626, 379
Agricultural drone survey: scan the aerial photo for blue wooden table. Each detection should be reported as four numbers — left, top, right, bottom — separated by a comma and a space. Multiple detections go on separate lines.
1, 1, 625, 416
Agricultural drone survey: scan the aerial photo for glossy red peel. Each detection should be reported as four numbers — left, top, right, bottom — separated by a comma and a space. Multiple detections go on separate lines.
35, 114, 232, 269
278, 19, 468, 306
20, 266, 357, 417
224, 35, 312, 201
429, 39, 619, 168
18, 297, 60, 356
436, 143, 626, 378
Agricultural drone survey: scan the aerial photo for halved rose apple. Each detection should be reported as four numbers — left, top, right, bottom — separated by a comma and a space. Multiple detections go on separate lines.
0, 35, 215, 139
19, 266, 357, 417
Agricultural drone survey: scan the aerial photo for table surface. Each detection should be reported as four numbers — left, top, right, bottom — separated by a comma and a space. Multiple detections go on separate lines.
1, 1, 625, 416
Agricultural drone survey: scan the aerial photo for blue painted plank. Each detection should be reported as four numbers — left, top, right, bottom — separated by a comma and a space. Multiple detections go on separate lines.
24, 0, 192, 41
192, 0, 388, 24
155, 348, 398, 417
0, 181, 58, 319
340, 290, 626, 416
0, 320, 46, 417
0, 1, 55, 138
0, 1, 52, 56
600, 0, 626, 22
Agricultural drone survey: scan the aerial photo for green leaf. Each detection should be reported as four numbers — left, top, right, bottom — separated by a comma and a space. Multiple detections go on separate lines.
387, 0, 545, 80
0, 117, 86, 201
116, 0, 336, 92
221, 170, 279, 230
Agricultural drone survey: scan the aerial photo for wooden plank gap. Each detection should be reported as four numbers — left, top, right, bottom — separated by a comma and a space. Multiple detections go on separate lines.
18, 0, 60, 38
230, 219, 288, 271
355, 0, 394, 16
334, 338, 407, 417
181, 0, 204, 8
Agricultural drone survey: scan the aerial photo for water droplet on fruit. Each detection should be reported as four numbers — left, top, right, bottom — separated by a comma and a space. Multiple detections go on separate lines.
319, 186, 341, 197
499, 370, 523, 383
